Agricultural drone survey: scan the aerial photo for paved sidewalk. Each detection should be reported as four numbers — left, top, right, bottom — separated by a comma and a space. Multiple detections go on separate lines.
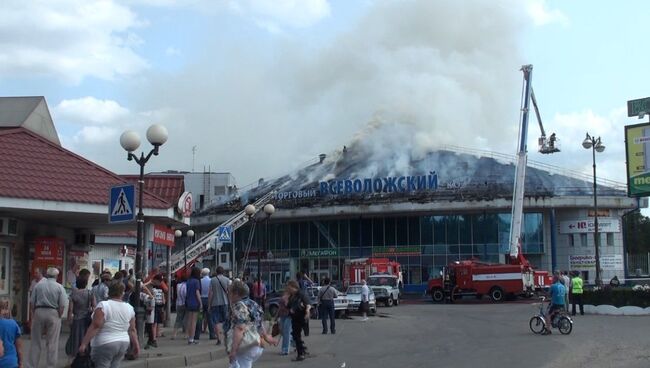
21, 319, 232, 368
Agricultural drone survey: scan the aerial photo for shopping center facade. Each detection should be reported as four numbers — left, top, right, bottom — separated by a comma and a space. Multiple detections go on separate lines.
193, 147, 640, 292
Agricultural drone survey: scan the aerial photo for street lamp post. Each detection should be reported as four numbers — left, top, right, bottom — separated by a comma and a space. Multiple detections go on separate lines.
175, 229, 195, 275
263, 204, 275, 290
244, 204, 257, 282
120, 124, 168, 340
582, 133, 605, 286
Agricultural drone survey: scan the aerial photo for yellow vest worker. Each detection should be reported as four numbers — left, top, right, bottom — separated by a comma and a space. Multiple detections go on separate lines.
570, 275, 584, 316
571, 277, 583, 294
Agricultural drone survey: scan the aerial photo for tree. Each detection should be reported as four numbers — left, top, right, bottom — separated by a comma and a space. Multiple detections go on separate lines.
623, 211, 650, 254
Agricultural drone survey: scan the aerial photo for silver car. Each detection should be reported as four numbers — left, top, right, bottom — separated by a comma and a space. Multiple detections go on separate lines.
345, 285, 377, 315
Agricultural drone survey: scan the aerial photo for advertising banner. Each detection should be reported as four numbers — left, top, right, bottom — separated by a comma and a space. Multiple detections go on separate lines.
32, 237, 65, 284
373, 246, 420, 256
559, 218, 621, 234
569, 254, 624, 271
103, 259, 121, 276
300, 249, 338, 258
600, 255, 624, 271
152, 224, 175, 247
625, 122, 650, 197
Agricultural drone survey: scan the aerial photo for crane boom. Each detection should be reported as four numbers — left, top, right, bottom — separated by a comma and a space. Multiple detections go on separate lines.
508, 65, 533, 261
508, 65, 559, 265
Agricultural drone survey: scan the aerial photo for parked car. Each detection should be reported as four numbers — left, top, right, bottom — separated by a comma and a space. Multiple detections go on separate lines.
266, 287, 348, 319
345, 284, 377, 315
368, 274, 401, 307
307, 286, 350, 318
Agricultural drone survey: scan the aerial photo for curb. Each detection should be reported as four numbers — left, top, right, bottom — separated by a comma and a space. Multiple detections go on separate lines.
122, 349, 226, 368
583, 304, 650, 316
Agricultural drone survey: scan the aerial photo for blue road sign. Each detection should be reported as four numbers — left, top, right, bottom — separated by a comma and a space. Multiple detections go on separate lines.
216, 225, 233, 243
109, 184, 135, 223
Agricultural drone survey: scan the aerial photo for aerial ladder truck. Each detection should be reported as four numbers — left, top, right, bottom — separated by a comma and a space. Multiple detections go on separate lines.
508, 64, 559, 265
161, 190, 277, 277
428, 65, 559, 303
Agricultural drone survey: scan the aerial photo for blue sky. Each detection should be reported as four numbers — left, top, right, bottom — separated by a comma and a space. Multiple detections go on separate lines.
1, 0, 648, 198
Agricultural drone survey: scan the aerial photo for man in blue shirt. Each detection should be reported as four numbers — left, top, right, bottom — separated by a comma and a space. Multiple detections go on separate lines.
544, 272, 567, 335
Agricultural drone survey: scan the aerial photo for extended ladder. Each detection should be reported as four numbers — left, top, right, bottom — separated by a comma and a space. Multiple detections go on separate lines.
162, 190, 277, 274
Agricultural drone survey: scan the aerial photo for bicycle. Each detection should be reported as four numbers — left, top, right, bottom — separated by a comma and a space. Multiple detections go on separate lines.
529, 296, 573, 335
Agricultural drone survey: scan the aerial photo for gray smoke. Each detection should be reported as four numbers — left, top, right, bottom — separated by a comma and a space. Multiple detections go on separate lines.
126, 0, 529, 185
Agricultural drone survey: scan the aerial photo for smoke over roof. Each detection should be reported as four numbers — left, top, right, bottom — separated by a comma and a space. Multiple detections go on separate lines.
199, 124, 627, 216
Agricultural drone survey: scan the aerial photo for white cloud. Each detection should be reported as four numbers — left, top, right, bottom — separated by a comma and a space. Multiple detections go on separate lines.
229, 0, 331, 30
527, 107, 627, 183
73, 126, 119, 144
0, 0, 148, 84
54, 97, 130, 125
526, 0, 569, 26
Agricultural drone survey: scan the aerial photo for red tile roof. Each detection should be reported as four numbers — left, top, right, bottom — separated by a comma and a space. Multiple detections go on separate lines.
0, 128, 171, 209
121, 174, 185, 206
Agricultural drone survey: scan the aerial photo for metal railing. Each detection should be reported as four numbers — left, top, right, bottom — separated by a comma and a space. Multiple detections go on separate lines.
627, 252, 650, 277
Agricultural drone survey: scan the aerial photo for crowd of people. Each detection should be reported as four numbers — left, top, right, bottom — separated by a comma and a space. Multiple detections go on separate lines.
0, 265, 352, 368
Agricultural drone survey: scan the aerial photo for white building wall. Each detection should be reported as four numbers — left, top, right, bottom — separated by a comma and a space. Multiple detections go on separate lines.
183, 172, 237, 211
551, 208, 627, 284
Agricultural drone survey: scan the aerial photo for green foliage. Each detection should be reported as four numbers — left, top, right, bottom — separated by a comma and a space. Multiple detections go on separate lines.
623, 211, 650, 253
582, 287, 650, 308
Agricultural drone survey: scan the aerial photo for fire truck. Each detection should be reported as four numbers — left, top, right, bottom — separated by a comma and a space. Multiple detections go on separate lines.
343, 258, 402, 287
428, 256, 553, 303
428, 65, 557, 303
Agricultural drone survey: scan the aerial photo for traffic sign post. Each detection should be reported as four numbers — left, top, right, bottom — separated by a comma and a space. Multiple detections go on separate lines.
109, 184, 136, 223
216, 225, 233, 243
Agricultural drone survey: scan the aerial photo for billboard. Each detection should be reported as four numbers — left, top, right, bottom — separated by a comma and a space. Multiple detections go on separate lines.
625, 122, 650, 197
569, 255, 623, 271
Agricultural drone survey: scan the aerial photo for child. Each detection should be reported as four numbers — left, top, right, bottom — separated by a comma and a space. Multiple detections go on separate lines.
0, 299, 22, 368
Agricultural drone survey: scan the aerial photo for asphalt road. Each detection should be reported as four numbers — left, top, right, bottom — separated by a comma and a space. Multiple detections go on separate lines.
255, 302, 650, 368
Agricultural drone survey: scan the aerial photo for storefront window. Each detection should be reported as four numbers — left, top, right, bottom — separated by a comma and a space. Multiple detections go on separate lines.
396, 217, 408, 246
433, 216, 446, 245
408, 217, 420, 245
459, 215, 472, 245
447, 216, 459, 245
420, 216, 433, 245
339, 220, 349, 247
290, 223, 300, 249
309, 222, 319, 248
374, 218, 386, 246
0, 246, 9, 295
360, 219, 372, 246
349, 219, 360, 247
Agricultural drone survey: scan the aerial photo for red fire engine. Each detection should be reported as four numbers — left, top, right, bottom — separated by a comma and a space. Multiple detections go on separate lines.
343, 258, 402, 287
427, 255, 552, 303
428, 65, 557, 303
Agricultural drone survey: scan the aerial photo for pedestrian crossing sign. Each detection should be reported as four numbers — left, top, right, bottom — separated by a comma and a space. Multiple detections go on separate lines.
216, 225, 232, 243
109, 184, 135, 223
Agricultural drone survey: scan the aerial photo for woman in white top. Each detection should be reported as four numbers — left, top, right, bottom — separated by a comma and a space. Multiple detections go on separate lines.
79, 281, 140, 368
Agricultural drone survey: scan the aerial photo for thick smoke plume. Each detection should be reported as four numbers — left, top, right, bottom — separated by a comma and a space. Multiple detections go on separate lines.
129, 0, 529, 185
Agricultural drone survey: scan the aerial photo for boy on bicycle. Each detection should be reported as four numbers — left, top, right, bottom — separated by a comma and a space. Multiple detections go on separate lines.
543, 272, 566, 335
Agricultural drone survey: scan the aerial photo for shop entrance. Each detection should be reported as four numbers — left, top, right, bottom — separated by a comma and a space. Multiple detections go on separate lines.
270, 271, 283, 292
311, 270, 330, 285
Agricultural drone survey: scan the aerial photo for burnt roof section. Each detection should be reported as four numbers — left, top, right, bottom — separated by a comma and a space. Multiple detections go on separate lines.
198, 147, 626, 216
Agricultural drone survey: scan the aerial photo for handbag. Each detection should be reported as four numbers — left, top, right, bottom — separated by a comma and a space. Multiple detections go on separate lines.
271, 320, 280, 337
71, 353, 95, 368
225, 299, 261, 353
226, 322, 261, 353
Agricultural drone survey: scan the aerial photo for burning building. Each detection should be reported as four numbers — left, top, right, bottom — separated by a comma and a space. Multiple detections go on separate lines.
192, 142, 638, 292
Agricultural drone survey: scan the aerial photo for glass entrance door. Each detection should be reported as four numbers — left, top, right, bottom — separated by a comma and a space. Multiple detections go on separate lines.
270, 271, 283, 292
311, 270, 330, 286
